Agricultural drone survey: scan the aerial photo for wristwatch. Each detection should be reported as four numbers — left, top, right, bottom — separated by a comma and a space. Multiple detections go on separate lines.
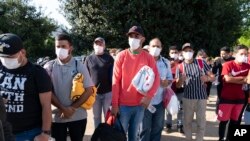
42, 130, 51, 135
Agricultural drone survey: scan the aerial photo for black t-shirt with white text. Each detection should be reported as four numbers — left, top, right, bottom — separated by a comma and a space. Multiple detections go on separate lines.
0, 61, 52, 134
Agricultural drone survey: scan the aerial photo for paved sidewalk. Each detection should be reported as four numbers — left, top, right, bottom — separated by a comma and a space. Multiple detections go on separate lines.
79, 86, 219, 141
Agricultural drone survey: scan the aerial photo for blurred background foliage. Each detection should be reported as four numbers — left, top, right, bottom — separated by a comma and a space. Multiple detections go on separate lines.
0, 0, 250, 59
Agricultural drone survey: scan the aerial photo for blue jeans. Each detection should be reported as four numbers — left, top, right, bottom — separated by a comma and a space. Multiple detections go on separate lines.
139, 102, 165, 141
244, 110, 250, 125
115, 105, 145, 141
15, 128, 41, 141
93, 92, 112, 128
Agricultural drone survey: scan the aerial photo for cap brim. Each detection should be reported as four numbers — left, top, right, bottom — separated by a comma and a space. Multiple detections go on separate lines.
94, 39, 104, 43
182, 46, 193, 50
0, 53, 10, 57
126, 31, 142, 36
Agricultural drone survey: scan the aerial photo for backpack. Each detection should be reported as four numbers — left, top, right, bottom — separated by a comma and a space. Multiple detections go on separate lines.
45, 59, 78, 77
91, 113, 126, 141
178, 59, 204, 74
45, 59, 97, 110
71, 73, 97, 110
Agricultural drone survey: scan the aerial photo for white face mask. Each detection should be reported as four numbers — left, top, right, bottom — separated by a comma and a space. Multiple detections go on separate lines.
149, 47, 161, 57
244, 57, 248, 63
183, 51, 193, 60
129, 38, 140, 51
0, 57, 21, 69
94, 44, 104, 54
236, 54, 248, 63
56, 48, 69, 60
178, 56, 184, 61
170, 53, 179, 60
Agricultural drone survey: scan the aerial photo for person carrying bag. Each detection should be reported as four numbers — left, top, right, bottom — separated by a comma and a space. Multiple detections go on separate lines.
91, 109, 126, 141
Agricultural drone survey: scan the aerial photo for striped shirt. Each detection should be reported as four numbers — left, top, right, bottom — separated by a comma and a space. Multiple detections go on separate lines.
176, 59, 211, 99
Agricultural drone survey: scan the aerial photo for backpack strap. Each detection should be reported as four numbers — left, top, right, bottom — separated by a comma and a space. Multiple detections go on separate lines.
46, 59, 78, 76
44, 59, 56, 76
196, 59, 204, 70
178, 62, 184, 74
161, 57, 168, 69
178, 59, 204, 74
75, 59, 78, 73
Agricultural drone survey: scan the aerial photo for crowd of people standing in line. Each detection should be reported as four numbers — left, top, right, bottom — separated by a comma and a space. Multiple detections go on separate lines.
0, 25, 250, 141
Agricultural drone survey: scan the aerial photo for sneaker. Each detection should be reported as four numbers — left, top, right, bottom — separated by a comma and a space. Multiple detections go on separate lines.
177, 125, 184, 134
166, 124, 172, 128
178, 127, 184, 134
166, 124, 172, 133
166, 127, 173, 133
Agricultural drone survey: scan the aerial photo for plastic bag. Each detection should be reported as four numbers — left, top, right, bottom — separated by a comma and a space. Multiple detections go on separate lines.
163, 87, 175, 108
166, 94, 179, 116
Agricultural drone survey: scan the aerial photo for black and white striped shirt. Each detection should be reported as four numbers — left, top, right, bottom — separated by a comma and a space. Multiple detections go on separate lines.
176, 59, 211, 99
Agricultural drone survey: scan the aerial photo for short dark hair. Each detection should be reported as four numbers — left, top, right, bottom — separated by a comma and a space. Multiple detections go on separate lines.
206, 57, 213, 62
220, 46, 230, 53
149, 37, 162, 47
197, 50, 204, 56
169, 45, 178, 51
55, 33, 72, 45
196, 49, 207, 57
234, 44, 248, 52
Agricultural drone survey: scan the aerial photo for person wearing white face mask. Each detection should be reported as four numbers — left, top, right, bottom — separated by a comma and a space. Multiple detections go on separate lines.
84, 37, 114, 128
44, 33, 94, 141
176, 42, 215, 141
165, 45, 185, 134
217, 45, 250, 141
0, 33, 53, 141
111, 26, 160, 141
139, 38, 172, 141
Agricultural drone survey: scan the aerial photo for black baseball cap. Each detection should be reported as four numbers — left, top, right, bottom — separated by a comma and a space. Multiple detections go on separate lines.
0, 33, 23, 57
126, 26, 144, 37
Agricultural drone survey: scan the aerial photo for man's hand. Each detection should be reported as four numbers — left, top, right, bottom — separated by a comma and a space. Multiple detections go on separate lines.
60, 106, 75, 119
140, 97, 151, 108
160, 79, 168, 87
34, 133, 49, 141
200, 75, 208, 84
181, 73, 187, 82
176, 73, 187, 88
111, 106, 119, 116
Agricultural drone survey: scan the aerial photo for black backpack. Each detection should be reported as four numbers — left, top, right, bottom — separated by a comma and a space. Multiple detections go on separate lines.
91, 115, 126, 141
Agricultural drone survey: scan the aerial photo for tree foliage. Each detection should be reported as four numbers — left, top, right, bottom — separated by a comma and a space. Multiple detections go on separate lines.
60, 0, 249, 56
238, 0, 250, 47
0, 0, 57, 59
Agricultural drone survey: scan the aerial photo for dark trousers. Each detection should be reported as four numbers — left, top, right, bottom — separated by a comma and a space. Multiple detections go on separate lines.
52, 119, 87, 141
216, 85, 222, 114
206, 82, 212, 98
